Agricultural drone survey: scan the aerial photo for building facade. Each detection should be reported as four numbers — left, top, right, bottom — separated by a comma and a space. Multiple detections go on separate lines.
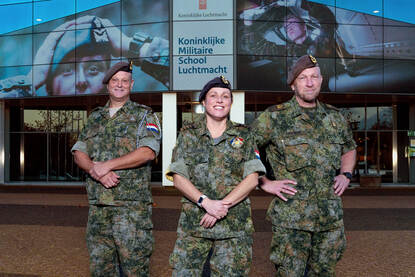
0, 0, 414, 186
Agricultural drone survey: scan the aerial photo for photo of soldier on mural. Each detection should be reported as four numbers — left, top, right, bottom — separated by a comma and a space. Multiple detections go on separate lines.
237, 0, 415, 93
0, 0, 169, 98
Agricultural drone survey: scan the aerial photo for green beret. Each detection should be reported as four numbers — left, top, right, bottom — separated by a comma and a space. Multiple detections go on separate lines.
102, 61, 133, 84
199, 75, 231, 102
287, 55, 319, 86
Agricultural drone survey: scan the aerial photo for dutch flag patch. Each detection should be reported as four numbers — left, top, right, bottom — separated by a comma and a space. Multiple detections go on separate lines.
146, 123, 160, 134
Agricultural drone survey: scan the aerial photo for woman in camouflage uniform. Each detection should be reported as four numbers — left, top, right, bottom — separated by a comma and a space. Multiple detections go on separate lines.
166, 76, 266, 276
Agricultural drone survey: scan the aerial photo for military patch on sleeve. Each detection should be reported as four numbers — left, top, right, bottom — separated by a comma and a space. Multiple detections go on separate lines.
230, 137, 244, 148
146, 123, 160, 134
254, 149, 261, 159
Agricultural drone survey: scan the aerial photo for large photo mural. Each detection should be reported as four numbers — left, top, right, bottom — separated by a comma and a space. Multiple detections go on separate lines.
0, 0, 169, 98
237, 0, 415, 93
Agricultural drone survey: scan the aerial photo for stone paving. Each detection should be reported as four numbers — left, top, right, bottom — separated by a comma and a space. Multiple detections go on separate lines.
0, 186, 414, 277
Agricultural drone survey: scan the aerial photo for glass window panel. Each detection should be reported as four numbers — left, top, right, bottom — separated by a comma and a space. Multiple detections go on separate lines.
384, 26, 415, 60
34, 0, 75, 31
122, 23, 169, 59
341, 107, 365, 131
128, 58, 169, 93
379, 132, 392, 173
383, 59, 415, 93
0, 34, 32, 66
33, 31, 72, 66
49, 132, 81, 181
122, 0, 169, 25
336, 24, 383, 59
335, 0, 383, 25
366, 107, 377, 130
76, 1, 121, 27
237, 55, 287, 91
384, 0, 415, 26
365, 131, 379, 174
0, 65, 33, 99
23, 133, 47, 181
237, 20, 286, 56
0, 3, 32, 35
378, 107, 393, 130
353, 131, 366, 176
331, 58, 384, 93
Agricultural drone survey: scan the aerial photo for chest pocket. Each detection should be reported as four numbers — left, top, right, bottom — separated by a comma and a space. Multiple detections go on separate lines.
185, 149, 209, 183
114, 123, 139, 153
283, 137, 312, 172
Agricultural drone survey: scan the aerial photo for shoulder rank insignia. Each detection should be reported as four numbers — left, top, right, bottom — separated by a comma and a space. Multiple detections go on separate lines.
230, 137, 244, 148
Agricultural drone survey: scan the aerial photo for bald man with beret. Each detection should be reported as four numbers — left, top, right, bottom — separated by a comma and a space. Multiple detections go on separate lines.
72, 61, 161, 276
252, 55, 357, 276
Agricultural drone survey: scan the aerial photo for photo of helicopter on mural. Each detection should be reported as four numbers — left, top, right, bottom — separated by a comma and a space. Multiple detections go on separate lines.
236, 0, 415, 93
0, 0, 169, 99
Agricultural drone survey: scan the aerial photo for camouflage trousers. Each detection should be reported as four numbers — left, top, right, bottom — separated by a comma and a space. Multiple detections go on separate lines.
86, 205, 153, 277
170, 234, 253, 277
270, 225, 346, 277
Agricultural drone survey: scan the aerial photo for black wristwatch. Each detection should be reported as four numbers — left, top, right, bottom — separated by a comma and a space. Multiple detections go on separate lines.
342, 172, 353, 181
197, 195, 207, 207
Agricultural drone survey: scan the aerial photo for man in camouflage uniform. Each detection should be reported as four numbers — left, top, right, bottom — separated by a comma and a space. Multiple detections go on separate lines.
252, 55, 357, 276
166, 76, 265, 276
72, 61, 161, 276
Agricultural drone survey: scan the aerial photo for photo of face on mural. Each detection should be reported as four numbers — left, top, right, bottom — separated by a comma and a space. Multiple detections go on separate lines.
0, 1, 169, 98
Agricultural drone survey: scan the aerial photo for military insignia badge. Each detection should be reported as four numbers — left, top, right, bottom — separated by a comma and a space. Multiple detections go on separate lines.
276, 104, 284, 110
129, 60, 133, 71
309, 54, 317, 64
254, 149, 261, 159
220, 75, 229, 85
230, 137, 244, 148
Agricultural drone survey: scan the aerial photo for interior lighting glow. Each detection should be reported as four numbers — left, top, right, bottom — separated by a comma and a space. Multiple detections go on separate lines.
373, 10, 380, 13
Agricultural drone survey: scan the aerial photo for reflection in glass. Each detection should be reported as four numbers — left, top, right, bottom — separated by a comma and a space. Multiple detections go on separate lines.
0, 2, 32, 35
0, 65, 33, 98
0, 34, 32, 67
237, 55, 287, 91
384, 26, 415, 60
331, 58, 384, 93
34, 0, 75, 30
335, 0, 383, 25
122, 0, 169, 25
341, 107, 364, 131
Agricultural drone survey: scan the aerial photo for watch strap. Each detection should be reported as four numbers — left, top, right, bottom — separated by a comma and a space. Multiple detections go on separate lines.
197, 195, 207, 207
342, 172, 353, 180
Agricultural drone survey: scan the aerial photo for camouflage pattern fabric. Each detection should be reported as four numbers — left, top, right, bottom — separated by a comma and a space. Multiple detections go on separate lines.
252, 96, 356, 275
270, 225, 346, 277
166, 115, 265, 239
72, 99, 160, 276
87, 205, 154, 277
166, 115, 265, 276
169, 234, 253, 277
72, 99, 161, 207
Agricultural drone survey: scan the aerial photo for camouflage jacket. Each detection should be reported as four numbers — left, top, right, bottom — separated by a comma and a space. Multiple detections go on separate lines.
72, 99, 161, 212
166, 115, 265, 239
252, 96, 356, 231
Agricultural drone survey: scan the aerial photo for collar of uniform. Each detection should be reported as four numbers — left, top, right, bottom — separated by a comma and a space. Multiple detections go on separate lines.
195, 114, 238, 138
288, 96, 328, 119
101, 99, 134, 117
